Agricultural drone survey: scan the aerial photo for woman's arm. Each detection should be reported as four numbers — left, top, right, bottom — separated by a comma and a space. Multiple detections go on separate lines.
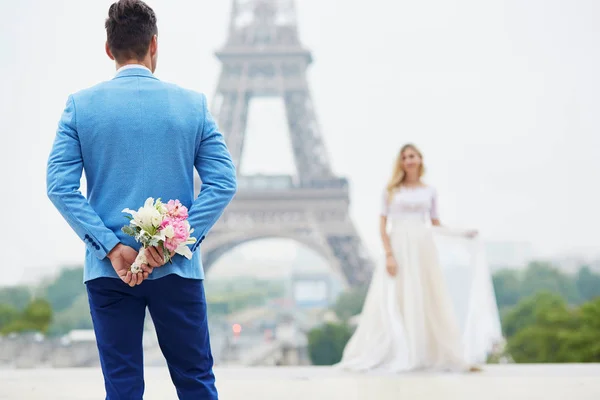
380, 191, 398, 276
380, 216, 393, 256
380, 215, 398, 276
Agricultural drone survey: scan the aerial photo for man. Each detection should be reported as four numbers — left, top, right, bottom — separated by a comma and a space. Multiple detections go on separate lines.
46, 1, 236, 398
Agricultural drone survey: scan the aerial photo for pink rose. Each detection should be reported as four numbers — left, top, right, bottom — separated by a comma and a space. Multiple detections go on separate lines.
160, 217, 172, 230
172, 220, 190, 243
164, 237, 179, 252
166, 200, 189, 220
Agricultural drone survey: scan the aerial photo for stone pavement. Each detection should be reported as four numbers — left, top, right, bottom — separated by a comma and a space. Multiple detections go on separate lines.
1, 364, 599, 400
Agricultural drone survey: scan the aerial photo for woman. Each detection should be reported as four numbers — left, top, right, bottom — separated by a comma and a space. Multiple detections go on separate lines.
337, 144, 500, 373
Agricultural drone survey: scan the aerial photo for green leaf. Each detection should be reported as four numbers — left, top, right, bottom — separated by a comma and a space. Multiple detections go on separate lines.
121, 226, 137, 237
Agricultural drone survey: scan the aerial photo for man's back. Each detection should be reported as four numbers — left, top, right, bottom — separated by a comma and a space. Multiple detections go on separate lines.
47, 66, 236, 282
46, 3, 232, 398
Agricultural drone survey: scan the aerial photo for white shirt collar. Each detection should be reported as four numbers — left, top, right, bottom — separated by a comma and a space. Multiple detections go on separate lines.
115, 64, 152, 75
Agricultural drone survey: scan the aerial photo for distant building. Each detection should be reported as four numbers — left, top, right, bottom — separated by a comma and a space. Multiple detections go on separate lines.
290, 272, 334, 309
484, 241, 534, 271
547, 255, 600, 274
64, 329, 96, 342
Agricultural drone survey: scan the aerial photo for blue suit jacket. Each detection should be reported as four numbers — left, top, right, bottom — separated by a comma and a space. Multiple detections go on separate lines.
47, 67, 237, 282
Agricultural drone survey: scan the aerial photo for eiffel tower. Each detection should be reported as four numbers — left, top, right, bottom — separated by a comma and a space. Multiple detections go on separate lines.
198, 0, 374, 286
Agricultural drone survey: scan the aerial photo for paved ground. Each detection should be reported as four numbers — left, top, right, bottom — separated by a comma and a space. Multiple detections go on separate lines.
1, 364, 599, 400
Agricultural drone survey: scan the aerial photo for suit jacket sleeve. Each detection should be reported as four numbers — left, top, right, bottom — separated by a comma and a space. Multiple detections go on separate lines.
187, 94, 237, 252
46, 95, 121, 260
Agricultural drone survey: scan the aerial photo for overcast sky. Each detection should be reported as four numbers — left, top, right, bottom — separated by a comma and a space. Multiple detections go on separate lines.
1, 0, 598, 286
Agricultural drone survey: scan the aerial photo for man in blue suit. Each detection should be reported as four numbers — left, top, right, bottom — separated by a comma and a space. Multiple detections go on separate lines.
46, 1, 236, 398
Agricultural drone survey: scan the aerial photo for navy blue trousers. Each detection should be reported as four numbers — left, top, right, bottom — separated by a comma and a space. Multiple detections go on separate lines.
86, 274, 217, 400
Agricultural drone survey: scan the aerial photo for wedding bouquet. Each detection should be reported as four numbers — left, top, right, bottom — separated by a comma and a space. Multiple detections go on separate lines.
121, 197, 197, 273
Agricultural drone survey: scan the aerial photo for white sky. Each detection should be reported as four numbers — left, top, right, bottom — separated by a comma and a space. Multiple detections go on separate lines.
1, 0, 598, 286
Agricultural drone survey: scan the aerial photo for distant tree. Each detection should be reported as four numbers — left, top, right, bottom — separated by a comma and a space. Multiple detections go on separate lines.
2, 298, 53, 335
333, 285, 368, 321
0, 304, 19, 330
520, 262, 580, 304
564, 297, 600, 362
47, 294, 92, 336
575, 266, 600, 303
44, 267, 85, 312
0, 286, 32, 310
505, 292, 579, 362
207, 290, 268, 314
492, 269, 522, 309
207, 301, 229, 316
502, 291, 566, 338
307, 322, 353, 365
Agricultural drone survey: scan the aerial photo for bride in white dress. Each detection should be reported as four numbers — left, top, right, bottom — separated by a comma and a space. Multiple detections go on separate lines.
337, 144, 502, 373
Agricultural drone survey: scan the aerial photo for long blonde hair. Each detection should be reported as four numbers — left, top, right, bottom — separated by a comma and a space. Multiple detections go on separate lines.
385, 143, 425, 201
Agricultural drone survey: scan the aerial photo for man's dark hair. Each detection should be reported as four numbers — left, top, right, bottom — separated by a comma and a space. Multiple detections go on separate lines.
105, 0, 158, 62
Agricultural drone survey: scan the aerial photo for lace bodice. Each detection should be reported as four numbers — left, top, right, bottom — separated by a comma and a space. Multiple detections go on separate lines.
381, 185, 439, 221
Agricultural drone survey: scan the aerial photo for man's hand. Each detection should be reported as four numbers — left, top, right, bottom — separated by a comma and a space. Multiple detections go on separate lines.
107, 244, 153, 287
144, 246, 174, 268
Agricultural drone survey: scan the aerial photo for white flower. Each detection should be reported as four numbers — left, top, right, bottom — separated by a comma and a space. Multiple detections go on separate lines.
155, 198, 168, 215
122, 208, 138, 225
175, 243, 193, 260
158, 203, 168, 215
151, 213, 162, 227
163, 225, 175, 239
134, 199, 162, 231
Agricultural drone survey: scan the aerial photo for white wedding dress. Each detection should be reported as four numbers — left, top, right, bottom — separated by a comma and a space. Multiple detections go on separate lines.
336, 186, 502, 372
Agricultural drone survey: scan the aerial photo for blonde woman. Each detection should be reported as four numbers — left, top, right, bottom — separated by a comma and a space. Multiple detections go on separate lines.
337, 144, 501, 373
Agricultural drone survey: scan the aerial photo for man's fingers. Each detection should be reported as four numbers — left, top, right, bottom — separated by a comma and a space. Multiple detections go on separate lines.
124, 271, 133, 285
143, 272, 149, 280
146, 247, 162, 267
129, 272, 137, 287
156, 246, 164, 260
135, 272, 144, 285
147, 246, 160, 261
141, 264, 153, 275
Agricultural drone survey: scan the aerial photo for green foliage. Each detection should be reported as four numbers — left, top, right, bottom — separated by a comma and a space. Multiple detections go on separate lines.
47, 294, 93, 336
307, 322, 353, 365
43, 267, 85, 313
332, 284, 368, 321
22, 299, 53, 333
495, 263, 600, 363
492, 269, 522, 308
0, 304, 19, 330
207, 301, 229, 315
205, 278, 287, 316
520, 262, 580, 304
122, 225, 136, 237
504, 292, 577, 362
575, 267, 600, 302
502, 291, 566, 338
0, 267, 91, 337
504, 293, 600, 363
492, 262, 600, 311
1, 298, 53, 335
207, 290, 267, 314
563, 298, 600, 362
0, 286, 32, 310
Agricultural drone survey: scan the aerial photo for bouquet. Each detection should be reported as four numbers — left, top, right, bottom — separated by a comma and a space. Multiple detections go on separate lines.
121, 197, 197, 273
